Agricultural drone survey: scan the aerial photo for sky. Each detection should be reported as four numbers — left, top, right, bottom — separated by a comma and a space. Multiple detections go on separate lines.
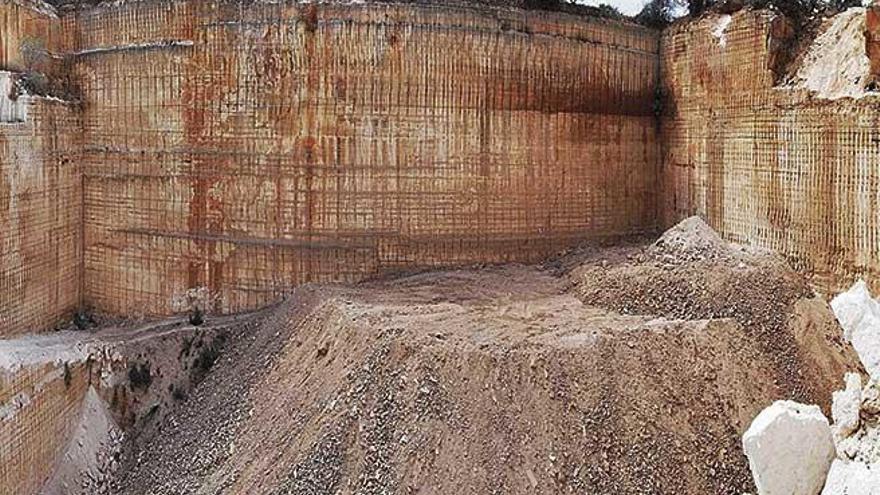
573, 0, 650, 16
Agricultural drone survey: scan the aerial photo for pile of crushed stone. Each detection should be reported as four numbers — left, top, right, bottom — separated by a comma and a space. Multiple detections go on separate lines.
572, 216, 848, 403
649, 215, 736, 263
108, 218, 858, 494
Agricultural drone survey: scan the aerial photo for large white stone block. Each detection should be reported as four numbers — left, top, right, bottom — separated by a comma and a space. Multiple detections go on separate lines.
831, 281, 880, 380
831, 280, 880, 342
743, 400, 836, 495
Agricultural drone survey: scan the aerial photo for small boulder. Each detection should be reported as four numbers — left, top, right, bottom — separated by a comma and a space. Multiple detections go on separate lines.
743, 400, 836, 495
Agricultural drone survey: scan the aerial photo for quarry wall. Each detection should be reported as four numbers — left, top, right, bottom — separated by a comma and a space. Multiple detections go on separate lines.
0, 0, 62, 72
0, 0, 661, 334
5, 0, 880, 336
1, 68, 81, 342
0, 357, 93, 495
67, 0, 661, 316
661, 10, 880, 294
1, 1, 81, 340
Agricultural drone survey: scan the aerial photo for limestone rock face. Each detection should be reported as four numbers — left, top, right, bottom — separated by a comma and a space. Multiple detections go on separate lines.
743, 400, 836, 495
866, 4, 880, 84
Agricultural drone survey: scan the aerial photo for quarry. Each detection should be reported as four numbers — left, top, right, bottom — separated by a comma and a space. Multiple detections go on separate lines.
3, 0, 880, 493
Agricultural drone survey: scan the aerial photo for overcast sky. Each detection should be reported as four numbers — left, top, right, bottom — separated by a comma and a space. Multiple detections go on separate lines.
574, 0, 649, 16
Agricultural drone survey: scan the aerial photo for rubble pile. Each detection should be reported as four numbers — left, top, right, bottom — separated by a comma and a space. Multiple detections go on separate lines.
743, 277, 880, 494
824, 373, 880, 494
98, 217, 857, 494
745, 375, 880, 494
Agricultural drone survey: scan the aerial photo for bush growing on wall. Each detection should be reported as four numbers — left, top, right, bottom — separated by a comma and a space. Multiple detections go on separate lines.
635, 0, 864, 28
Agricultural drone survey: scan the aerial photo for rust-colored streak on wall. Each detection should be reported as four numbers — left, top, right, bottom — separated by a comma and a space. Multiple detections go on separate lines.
70, 1, 660, 316
661, 10, 880, 294
0, 97, 82, 338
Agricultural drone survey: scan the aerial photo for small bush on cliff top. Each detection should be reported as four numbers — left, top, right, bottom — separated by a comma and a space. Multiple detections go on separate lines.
636, 0, 679, 27
636, 0, 861, 28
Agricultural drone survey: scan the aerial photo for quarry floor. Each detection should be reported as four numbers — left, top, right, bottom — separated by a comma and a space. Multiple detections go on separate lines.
3, 220, 861, 495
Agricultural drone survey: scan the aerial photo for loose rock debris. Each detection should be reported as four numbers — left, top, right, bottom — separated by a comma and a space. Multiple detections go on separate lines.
95, 218, 859, 494
747, 373, 880, 494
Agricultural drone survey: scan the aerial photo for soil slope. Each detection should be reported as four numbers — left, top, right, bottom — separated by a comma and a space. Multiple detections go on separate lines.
111, 219, 860, 494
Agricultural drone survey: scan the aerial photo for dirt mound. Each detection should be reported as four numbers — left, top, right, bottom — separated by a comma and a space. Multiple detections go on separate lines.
109, 223, 859, 494
573, 218, 855, 399
650, 215, 729, 262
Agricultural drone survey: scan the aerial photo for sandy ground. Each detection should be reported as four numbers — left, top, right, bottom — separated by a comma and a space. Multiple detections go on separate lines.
98, 218, 861, 495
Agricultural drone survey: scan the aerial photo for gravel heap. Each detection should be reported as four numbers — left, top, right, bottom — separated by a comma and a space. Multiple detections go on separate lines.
107, 218, 857, 494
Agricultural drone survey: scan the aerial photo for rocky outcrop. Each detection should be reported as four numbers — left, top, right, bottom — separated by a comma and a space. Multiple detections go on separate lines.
865, 2, 880, 85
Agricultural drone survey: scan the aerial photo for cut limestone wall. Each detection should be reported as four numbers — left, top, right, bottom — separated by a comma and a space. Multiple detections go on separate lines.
661, 9, 880, 295
0, 85, 81, 338
66, 0, 661, 316
0, 0, 62, 73
7, 0, 880, 333
0, 321, 230, 495
0, 356, 93, 495
0, 0, 80, 339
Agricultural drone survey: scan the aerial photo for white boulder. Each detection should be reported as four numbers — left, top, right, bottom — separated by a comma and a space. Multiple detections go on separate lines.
831, 281, 880, 380
822, 459, 880, 495
831, 280, 880, 342
743, 400, 836, 495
